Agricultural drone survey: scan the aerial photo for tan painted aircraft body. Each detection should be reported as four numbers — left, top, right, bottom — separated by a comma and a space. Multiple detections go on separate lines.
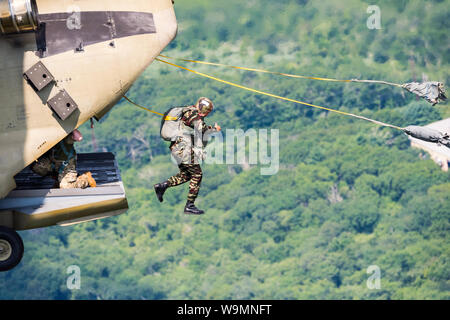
0, 0, 177, 271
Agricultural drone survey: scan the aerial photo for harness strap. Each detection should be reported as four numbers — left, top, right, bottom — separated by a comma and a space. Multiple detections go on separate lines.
59, 141, 75, 160
51, 141, 76, 175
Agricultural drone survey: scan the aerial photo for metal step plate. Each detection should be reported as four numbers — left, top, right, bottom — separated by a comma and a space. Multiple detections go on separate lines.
23, 61, 55, 91
47, 89, 78, 121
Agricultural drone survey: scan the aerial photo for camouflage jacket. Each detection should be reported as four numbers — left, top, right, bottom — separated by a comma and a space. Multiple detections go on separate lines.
181, 105, 212, 130
170, 106, 215, 164
51, 136, 77, 163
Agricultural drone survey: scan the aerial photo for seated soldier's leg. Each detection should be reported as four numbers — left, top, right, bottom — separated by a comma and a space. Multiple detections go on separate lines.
58, 159, 88, 189
59, 168, 80, 189
31, 156, 53, 177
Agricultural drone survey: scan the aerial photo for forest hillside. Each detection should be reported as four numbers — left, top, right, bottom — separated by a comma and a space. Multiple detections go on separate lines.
0, 0, 449, 299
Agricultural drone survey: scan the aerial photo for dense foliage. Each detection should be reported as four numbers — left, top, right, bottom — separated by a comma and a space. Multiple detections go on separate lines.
1, 0, 449, 299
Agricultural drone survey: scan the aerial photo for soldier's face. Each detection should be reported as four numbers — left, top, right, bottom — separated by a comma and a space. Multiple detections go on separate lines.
198, 110, 211, 117
196, 104, 211, 117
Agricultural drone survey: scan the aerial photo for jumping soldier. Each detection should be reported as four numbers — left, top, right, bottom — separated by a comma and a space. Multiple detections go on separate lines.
154, 97, 221, 215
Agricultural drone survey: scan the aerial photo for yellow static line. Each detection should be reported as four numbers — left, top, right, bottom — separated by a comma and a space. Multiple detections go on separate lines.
155, 57, 403, 131
122, 95, 179, 120
159, 54, 351, 82
122, 95, 164, 116
158, 54, 403, 88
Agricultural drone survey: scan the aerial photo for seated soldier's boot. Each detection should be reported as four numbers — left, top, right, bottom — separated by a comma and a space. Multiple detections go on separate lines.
184, 201, 204, 215
76, 172, 97, 189
154, 181, 169, 202
83, 172, 97, 188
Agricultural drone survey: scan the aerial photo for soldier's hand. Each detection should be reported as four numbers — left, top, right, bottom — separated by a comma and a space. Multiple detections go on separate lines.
214, 123, 221, 132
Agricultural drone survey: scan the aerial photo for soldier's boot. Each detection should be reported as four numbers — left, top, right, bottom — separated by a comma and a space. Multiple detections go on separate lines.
77, 172, 97, 189
84, 172, 97, 188
154, 181, 169, 203
184, 201, 204, 215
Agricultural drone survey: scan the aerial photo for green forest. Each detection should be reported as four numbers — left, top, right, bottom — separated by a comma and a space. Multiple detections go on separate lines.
1, 0, 449, 299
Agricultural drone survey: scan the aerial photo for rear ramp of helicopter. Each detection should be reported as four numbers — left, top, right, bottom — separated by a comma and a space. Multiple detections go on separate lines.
0, 153, 128, 231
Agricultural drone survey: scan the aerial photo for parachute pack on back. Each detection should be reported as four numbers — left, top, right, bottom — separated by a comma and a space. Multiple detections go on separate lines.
160, 106, 187, 141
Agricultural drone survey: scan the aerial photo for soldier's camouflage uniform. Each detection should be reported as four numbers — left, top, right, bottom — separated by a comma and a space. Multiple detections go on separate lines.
166, 105, 215, 203
31, 136, 91, 189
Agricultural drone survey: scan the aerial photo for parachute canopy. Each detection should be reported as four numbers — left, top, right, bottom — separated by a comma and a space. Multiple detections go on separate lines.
402, 82, 447, 106
403, 125, 450, 147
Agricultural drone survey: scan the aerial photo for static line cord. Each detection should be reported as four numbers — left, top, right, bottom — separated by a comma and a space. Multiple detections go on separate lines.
155, 57, 403, 131
158, 54, 404, 88
122, 95, 165, 116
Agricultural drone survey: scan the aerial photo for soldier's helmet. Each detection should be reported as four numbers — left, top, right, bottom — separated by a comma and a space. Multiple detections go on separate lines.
196, 97, 214, 115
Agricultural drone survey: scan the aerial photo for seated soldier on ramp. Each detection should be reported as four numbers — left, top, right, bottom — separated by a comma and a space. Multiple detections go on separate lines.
31, 129, 96, 189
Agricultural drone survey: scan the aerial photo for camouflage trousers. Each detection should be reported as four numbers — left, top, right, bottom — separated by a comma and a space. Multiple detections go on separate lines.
31, 157, 90, 189
167, 164, 203, 202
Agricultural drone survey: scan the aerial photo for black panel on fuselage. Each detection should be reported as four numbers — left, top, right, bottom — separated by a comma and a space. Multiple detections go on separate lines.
36, 11, 157, 57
